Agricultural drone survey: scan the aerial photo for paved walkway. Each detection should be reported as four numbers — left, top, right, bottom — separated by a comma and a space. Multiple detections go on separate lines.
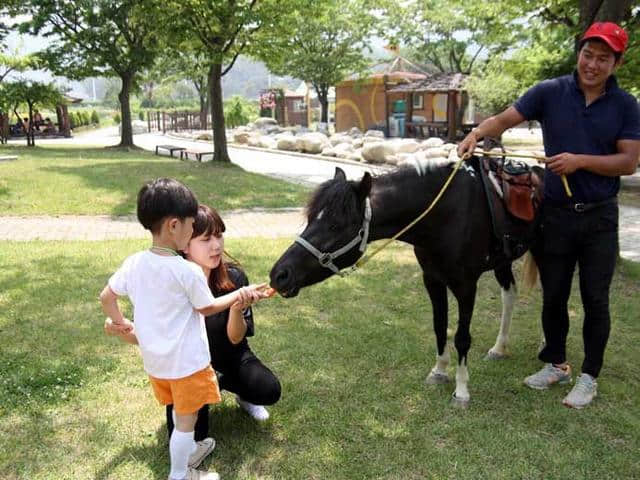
2, 128, 639, 261
0, 208, 306, 241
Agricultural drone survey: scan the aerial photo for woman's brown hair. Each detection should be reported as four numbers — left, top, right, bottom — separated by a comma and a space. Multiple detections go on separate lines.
190, 204, 237, 294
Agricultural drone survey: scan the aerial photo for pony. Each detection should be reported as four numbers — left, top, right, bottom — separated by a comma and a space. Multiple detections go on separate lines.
269, 156, 544, 406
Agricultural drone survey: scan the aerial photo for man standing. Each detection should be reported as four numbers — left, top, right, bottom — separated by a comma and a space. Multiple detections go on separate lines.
458, 22, 640, 409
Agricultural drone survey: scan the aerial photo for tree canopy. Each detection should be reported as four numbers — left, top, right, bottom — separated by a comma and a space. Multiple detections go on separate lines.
261, 0, 375, 123
380, 0, 526, 75
7, 0, 166, 147
162, 0, 288, 162
0, 80, 63, 146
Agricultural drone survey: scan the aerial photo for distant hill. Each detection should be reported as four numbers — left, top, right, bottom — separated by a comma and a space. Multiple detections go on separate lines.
221, 57, 301, 99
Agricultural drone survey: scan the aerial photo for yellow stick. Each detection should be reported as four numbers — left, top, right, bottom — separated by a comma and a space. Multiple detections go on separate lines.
472, 149, 573, 198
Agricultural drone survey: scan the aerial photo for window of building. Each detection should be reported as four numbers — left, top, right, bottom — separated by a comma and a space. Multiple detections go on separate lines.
412, 94, 424, 110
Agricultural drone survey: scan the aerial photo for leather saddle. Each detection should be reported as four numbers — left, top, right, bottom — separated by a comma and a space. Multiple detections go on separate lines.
481, 156, 543, 222
475, 152, 544, 261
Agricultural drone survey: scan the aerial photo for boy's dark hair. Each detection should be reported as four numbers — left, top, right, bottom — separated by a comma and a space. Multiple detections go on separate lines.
136, 178, 198, 233
578, 38, 622, 62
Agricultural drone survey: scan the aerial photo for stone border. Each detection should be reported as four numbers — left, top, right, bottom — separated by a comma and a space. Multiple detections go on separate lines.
164, 132, 381, 169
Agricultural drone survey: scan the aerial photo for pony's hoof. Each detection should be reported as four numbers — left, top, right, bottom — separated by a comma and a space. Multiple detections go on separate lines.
426, 372, 451, 385
451, 393, 470, 409
485, 349, 509, 360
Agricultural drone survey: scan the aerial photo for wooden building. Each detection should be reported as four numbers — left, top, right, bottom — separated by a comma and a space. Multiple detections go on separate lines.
335, 57, 428, 134
386, 73, 481, 142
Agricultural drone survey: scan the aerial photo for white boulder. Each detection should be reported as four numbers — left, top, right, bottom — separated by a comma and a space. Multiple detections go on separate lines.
253, 117, 278, 128
233, 131, 251, 144
277, 134, 298, 151
329, 134, 353, 146
258, 135, 277, 149
391, 139, 421, 154
361, 142, 396, 164
364, 129, 385, 139
334, 142, 355, 158
321, 146, 337, 157
423, 137, 445, 147
296, 132, 330, 154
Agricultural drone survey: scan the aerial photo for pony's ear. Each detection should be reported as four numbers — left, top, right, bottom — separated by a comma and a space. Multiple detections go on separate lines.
358, 172, 372, 201
334, 167, 346, 181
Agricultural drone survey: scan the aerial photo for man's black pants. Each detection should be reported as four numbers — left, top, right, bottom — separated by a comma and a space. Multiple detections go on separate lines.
536, 201, 618, 378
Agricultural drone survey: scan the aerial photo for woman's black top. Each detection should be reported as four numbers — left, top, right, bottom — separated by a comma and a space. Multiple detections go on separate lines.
205, 266, 256, 373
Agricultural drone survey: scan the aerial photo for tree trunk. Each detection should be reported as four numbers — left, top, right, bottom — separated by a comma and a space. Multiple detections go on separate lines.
579, 0, 632, 30
0, 113, 7, 144
118, 72, 135, 147
208, 63, 230, 163
27, 101, 34, 147
314, 84, 329, 124
194, 76, 209, 130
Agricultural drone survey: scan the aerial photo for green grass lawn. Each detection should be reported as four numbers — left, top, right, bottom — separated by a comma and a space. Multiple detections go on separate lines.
0, 145, 310, 215
1, 239, 639, 479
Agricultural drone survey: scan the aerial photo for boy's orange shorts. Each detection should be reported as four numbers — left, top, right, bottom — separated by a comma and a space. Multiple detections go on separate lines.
149, 365, 221, 415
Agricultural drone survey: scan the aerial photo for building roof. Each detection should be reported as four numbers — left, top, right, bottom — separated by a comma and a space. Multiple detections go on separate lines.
63, 91, 88, 103
339, 56, 429, 85
387, 72, 468, 93
294, 81, 336, 101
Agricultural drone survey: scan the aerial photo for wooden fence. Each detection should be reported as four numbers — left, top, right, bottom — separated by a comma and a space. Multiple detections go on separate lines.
146, 111, 211, 133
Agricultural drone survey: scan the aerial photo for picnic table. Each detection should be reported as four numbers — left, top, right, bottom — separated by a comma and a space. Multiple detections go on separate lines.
180, 149, 214, 162
155, 144, 187, 157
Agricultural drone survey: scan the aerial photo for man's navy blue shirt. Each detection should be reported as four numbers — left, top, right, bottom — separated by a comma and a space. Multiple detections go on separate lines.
514, 72, 640, 204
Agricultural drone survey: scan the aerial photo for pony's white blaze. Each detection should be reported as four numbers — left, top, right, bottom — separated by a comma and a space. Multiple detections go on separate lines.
316, 209, 324, 220
488, 284, 517, 357
455, 362, 470, 401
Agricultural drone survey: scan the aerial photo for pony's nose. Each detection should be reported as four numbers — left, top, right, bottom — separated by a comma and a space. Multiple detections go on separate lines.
271, 266, 292, 291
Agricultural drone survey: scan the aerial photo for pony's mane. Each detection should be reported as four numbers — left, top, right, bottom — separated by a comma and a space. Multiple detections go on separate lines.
305, 162, 455, 222
306, 177, 360, 222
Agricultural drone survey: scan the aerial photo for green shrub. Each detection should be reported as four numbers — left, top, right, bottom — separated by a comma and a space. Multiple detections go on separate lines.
91, 110, 100, 125
69, 112, 77, 129
113, 112, 121, 124
139, 110, 145, 121
224, 95, 258, 128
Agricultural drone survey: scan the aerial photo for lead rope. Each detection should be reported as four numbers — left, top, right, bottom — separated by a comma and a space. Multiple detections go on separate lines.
352, 153, 470, 271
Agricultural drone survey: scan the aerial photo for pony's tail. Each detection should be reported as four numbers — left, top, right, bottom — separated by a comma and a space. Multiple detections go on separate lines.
521, 251, 539, 289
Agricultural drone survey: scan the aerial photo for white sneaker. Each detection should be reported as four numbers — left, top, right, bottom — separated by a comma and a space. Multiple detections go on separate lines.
170, 467, 220, 480
236, 396, 270, 421
524, 363, 572, 390
563, 373, 597, 409
188, 438, 216, 469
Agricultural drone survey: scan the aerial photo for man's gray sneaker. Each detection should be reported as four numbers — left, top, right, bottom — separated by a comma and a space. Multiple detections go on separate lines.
524, 363, 572, 390
563, 373, 597, 409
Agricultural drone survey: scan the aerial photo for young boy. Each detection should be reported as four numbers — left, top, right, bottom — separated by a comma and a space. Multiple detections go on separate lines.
100, 178, 270, 480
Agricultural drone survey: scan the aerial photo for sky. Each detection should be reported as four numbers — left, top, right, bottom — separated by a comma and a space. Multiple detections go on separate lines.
3, 16, 90, 96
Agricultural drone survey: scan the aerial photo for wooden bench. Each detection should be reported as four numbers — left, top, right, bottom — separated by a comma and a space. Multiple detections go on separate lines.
155, 145, 187, 157
180, 150, 214, 162
0, 155, 18, 162
405, 121, 448, 139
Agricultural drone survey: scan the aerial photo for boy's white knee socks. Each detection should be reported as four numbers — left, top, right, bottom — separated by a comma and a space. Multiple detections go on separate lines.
169, 429, 195, 479
172, 409, 197, 455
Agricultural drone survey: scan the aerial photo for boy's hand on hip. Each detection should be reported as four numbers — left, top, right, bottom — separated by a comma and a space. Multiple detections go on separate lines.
107, 317, 133, 334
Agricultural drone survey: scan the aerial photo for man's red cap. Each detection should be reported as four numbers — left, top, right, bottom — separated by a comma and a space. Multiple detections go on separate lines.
582, 22, 628, 53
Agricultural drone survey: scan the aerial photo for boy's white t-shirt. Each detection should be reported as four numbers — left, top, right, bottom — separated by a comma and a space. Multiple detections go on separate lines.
108, 251, 215, 379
